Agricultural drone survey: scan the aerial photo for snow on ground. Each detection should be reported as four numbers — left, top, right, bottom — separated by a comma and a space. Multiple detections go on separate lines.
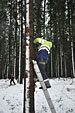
0, 79, 23, 113
0, 78, 75, 113
35, 78, 75, 113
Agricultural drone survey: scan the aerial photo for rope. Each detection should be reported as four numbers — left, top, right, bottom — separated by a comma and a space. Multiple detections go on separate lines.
24, 35, 34, 39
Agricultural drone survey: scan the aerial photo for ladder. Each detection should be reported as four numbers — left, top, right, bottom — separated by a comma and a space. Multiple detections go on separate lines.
32, 60, 56, 113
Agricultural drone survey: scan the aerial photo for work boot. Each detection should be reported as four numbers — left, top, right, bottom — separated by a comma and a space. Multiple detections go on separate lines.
39, 79, 51, 89
44, 79, 51, 88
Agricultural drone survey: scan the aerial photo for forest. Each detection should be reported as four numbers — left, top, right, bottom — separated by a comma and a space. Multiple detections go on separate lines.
0, 0, 75, 83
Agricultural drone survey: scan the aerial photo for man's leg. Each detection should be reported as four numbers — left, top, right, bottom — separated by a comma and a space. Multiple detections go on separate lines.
10, 79, 12, 85
38, 62, 48, 80
13, 79, 16, 85
38, 61, 51, 88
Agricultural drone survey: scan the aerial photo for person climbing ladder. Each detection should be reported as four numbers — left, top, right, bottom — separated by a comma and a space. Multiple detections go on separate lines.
33, 37, 52, 89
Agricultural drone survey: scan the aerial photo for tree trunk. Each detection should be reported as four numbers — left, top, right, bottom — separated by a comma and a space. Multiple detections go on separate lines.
60, 44, 63, 77
43, 0, 46, 38
64, 53, 67, 77
71, 41, 75, 77
29, 0, 35, 112
51, 49, 53, 77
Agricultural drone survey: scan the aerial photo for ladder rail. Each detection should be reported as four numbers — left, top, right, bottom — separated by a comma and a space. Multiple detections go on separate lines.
32, 60, 56, 113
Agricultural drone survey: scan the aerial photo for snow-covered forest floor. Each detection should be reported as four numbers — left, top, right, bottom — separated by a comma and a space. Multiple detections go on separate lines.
0, 78, 75, 113
0, 79, 23, 113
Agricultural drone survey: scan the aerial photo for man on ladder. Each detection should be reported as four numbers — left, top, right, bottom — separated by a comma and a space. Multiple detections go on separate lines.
33, 38, 56, 113
33, 37, 52, 89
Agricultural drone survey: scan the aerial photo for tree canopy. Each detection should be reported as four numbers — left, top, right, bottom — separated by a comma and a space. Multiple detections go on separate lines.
0, 0, 75, 79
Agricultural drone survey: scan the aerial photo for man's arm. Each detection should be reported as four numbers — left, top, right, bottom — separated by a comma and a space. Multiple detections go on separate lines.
49, 41, 52, 48
33, 38, 40, 44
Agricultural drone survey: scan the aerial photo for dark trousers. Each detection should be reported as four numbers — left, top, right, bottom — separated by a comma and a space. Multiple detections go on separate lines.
10, 78, 16, 85
38, 59, 48, 80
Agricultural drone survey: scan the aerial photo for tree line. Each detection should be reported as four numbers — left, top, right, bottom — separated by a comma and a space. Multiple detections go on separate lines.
0, 0, 75, 82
